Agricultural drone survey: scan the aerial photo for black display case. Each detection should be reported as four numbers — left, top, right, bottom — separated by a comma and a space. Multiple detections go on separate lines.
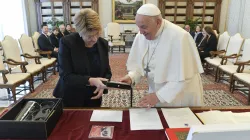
0, 98, 63, 139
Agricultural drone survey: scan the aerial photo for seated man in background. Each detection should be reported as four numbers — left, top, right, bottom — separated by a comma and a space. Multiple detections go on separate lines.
58, 24, 70, 40
38, 24, 58, 59
192, 25, 203, 46
49, 26, 59, 49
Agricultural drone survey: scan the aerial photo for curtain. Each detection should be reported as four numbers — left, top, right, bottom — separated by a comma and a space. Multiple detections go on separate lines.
0, 0, 27, 40
227, 0, 250, 38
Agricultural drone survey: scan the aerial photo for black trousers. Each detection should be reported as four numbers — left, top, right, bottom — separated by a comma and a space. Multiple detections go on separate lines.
199, 51, 210, 63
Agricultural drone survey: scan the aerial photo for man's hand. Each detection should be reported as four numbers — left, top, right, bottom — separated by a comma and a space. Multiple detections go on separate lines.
137, 93, 160, 108
120, 75, 132, 85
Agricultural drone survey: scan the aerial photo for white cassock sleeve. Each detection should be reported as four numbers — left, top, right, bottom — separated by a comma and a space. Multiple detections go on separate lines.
156, 80, 188, 103
128, 71, 142, 85
126, 33, 144, 85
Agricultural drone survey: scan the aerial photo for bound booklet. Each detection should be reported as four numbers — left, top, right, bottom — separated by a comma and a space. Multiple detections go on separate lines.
89, 125, 114, 139
165, 128, 190, 140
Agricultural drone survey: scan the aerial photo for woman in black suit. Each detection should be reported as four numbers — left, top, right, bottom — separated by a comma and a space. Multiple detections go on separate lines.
198, 26, 218, 62
53, 9, 112, 107
49, 26, 59, 49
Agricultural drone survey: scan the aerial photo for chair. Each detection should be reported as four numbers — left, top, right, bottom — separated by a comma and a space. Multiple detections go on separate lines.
0, 42, 33, 102
19, 34, 56, 79
212, 33, 244, 81
216, 34, 247, 89
106, 22, 126, 53
205, 31, 230, 62
231, 73, 250, 105
1, 36, 45, 91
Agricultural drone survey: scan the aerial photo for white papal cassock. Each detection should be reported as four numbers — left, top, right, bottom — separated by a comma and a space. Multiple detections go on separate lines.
127, 19, 204, 107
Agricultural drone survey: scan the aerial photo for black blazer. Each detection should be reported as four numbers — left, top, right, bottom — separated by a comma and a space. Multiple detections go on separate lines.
195, 32, 203, 46
191, 31, 195, 38
53, 33, 112, 106
200, 34, 218, 56
38, 34, 54, 51
49, 33, 59, 48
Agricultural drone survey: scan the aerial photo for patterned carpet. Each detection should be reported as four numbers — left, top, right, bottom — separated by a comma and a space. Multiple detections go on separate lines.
25, 53, 248, 107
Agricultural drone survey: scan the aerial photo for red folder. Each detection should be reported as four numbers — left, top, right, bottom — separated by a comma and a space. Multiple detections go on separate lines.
165, 128, 190, 140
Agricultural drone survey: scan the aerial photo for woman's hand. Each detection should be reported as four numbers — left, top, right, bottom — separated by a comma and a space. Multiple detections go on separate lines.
91, 89, 104, 100
89, 77, 108, 99
89, 77, 108, 88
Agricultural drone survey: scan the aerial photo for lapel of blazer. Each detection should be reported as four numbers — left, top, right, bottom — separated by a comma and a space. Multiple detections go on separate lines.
97, 39, 105, 76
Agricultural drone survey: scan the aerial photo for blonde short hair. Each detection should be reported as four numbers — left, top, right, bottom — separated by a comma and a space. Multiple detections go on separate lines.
73, 9, 102, 36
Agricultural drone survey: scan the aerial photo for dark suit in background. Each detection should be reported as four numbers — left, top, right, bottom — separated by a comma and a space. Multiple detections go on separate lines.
194, 32, 203, 46
199, 34, 218, 62
57, 30, 70, 40
38, 34, 58, 59
192, 32, 203, 46
53, 33, 112, 107
49, 33, 59, 48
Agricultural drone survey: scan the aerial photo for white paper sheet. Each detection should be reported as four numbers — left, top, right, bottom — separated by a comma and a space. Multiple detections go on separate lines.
196, 111, 237, 124
129, 108, 163, 130
90, 110, 123, 122
161, 108, 203, 128
232, 112, 250, 124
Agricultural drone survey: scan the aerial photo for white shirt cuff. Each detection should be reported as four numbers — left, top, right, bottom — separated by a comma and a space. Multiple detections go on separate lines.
156, 92, 166, 103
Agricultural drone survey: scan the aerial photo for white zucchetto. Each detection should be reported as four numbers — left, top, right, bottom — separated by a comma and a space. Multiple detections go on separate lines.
136, 3, 161, 16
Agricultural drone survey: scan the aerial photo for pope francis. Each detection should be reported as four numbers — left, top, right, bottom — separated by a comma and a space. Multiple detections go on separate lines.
120, 4, 204, 107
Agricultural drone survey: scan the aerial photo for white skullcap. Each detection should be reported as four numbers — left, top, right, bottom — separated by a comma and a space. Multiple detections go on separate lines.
136, 3, 161, 16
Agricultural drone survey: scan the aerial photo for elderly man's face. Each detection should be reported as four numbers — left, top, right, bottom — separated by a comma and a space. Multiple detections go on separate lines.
59, 25, 65, 32
184, 25, 190, 32
135, 14, 161, 40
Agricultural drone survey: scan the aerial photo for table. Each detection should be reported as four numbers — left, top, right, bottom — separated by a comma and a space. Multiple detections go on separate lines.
48, 106, 250, 140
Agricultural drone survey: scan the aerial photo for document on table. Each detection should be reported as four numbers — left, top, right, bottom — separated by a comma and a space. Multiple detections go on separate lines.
232, 112, 250, 123
161, 108, 203, 128
90, 110, 123, 122
196, 110, 250, 124
129, 108, 163, 130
